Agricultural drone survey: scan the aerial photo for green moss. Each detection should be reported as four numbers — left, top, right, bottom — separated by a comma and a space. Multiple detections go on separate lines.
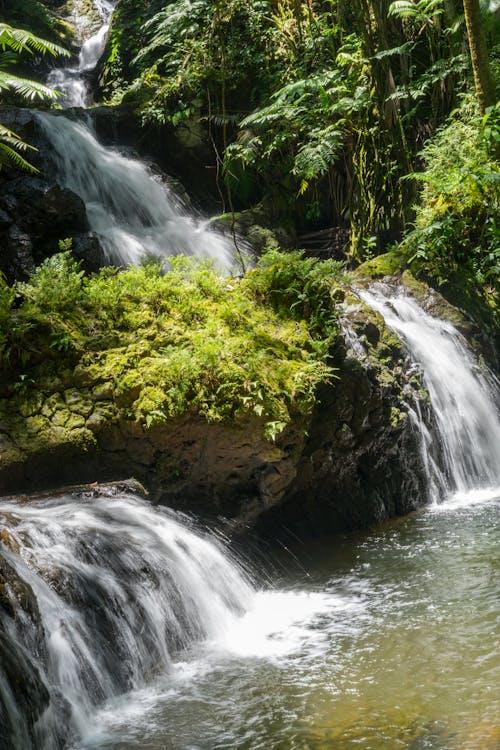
355, 251, 406, 280
0, 251, 343, 450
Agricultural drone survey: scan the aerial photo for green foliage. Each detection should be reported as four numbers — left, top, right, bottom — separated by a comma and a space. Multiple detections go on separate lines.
0, 123, 38, 173
401, 98, 499, 330
243, 249, 343, 342
2, 252, 343, 438
225, 67, 364, 187
100, 0, 280, 126
0, 22, 68, 57
0, 0, 74, 48
0, 22, 68, 172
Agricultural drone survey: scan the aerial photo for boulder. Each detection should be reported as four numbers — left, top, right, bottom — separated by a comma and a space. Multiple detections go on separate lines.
0, 293, 433, 537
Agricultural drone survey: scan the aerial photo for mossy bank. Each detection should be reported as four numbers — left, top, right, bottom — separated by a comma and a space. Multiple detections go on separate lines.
0, 250, 438, 533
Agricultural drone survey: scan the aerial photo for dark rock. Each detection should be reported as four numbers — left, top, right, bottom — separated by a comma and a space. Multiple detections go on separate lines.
0, 557, 51, 750
0, 106, 104, 282
0, 294, 433, 539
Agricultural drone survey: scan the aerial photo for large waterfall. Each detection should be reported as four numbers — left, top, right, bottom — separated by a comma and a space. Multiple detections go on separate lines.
40, 0, 240, 272
359, 283, 500, 502
36, 113, 240, 270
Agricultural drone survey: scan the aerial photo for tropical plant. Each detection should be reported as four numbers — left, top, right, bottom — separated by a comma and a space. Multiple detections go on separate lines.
0, 22, 69, 172
2, 251, 342, 437
402, 98, 499, 331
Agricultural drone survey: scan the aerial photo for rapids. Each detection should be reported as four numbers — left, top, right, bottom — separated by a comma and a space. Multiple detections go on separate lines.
1, 285, 499, 749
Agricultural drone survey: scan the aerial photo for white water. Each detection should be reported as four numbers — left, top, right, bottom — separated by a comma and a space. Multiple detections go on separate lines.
0, 492, 254, 748
41, 0, 241, 271
36, 113, 240, 270
359, 283, 500, 501
0, 490, 349, 749
47, 1, 115, 108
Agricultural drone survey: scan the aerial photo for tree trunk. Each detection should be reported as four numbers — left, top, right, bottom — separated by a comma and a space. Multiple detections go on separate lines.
462, 0, 495, 114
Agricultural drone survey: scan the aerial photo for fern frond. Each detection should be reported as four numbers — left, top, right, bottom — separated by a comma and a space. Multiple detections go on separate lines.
373, 41, 416, 60
0, 125, 38, 173
0, 71, 57, 100
293, 124, 346, 180
0, 23, 69, 57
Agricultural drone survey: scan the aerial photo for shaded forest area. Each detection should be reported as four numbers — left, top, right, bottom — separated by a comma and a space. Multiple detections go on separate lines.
0, 0, 498, 334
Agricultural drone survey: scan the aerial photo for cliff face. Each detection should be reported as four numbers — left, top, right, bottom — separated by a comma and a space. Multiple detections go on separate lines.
0, 291, 432, 536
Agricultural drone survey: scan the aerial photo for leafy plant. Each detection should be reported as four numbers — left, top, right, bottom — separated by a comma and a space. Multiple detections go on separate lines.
401, 97, 499, 330
2, 252, 343, 438
0, 22, 69, 172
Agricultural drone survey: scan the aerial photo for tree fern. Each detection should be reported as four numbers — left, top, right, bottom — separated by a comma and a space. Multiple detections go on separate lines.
0, 24, 68, 171
0, 23, 69, 57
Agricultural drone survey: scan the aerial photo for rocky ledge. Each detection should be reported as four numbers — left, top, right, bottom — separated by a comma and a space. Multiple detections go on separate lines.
0, 287, 434, 536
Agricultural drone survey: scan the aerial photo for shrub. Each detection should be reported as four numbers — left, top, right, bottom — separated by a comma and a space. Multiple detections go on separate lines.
2, 251, 344, 438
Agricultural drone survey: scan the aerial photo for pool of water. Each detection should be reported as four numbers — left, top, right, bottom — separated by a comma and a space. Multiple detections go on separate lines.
73, 490, 500, 750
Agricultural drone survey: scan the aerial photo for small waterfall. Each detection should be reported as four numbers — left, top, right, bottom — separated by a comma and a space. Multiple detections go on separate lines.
36, 113, 240, 270
359, 283, 500, 500
0, 490, 253, 749
47, 1, 115, 108
40, 0, 241, 271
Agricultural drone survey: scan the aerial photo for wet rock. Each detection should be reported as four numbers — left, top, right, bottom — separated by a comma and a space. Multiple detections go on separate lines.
0, 106, 104, 282
0, 554, 50, 749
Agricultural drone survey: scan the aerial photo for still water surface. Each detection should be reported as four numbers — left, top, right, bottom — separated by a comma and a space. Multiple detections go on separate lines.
75, 491, 499, 750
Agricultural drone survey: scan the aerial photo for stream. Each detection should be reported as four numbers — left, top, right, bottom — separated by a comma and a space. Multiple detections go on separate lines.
0, 2, 499, 748
1, 284, 499, 750
72, 495, 499, 750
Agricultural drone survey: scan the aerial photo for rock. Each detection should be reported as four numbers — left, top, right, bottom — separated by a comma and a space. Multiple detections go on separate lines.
0, 289, 434, 538
210, 206, 293, 255
0, 106, 104, 282
0, 555, 51, 749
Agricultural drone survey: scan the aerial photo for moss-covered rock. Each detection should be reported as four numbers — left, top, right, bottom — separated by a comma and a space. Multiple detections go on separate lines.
355, 250, 406, 279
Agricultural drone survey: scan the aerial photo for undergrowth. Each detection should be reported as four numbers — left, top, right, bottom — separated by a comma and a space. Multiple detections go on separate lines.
0, 250, 343, 439
401, 97, 499, 333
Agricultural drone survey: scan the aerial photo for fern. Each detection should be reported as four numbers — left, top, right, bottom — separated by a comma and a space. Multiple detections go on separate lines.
293, 124, 346, 180
0, 23, 69, 57
0, 24, 67, 171
0, 70, 57, 100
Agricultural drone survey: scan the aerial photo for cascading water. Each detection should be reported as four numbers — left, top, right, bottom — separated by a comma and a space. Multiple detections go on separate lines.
47, 1, 115, 108
36, 113, 241, 269
40, 0, 241, 271
0, 490, 254, 749
359, 283, 500, 501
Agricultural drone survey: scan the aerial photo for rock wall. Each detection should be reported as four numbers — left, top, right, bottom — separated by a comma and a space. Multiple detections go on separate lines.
0, 107, 104, 282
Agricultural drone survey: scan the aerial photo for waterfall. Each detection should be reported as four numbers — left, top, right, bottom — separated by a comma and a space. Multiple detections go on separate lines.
41, 0, 241, 272
0, 490, 253, 749
47, 1, 115, 108
359, 283, 500, 501
36, 113, 240, 270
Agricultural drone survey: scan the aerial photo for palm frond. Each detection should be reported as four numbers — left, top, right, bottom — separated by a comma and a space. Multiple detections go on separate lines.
0, 71, 57, 100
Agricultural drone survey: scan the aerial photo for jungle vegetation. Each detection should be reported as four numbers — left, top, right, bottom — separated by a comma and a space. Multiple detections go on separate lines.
0, 0, 498, 394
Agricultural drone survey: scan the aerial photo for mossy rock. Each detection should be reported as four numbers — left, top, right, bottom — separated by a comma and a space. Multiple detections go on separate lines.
355, 251, 406, 279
